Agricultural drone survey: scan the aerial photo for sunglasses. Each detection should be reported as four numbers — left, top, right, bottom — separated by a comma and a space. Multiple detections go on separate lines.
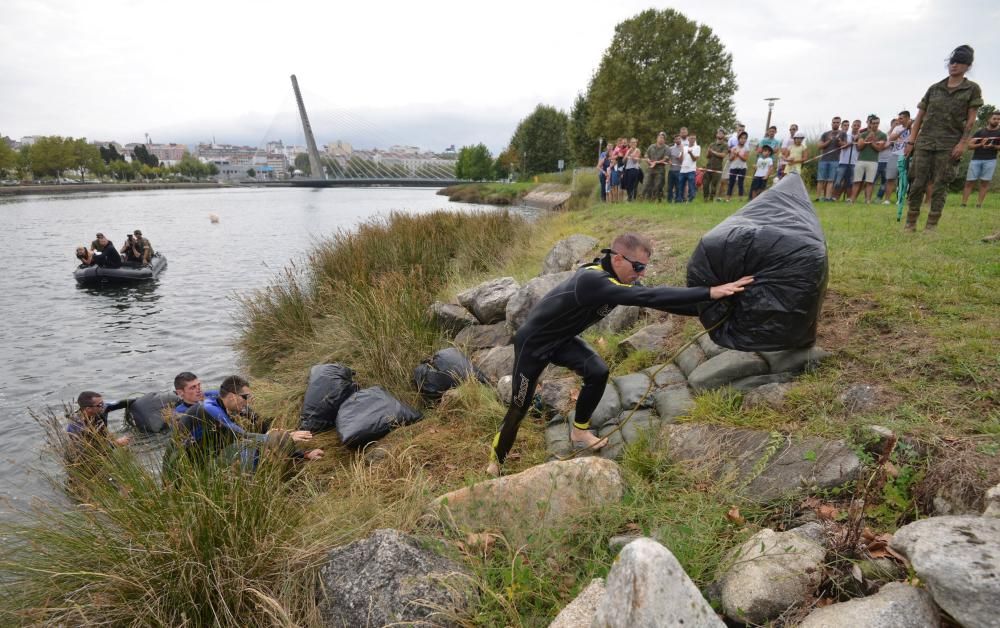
84, 402, 107, 408
239, 392, 252, 400
610, 250, 647, 273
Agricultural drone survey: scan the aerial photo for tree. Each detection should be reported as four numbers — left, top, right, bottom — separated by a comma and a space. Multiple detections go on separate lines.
0, 140, 15, 177
568, 92, 596, 166
507, 104, 571, 176
585, 8, 737, 146
69, 138, 102, 181
246, 168, 256, 179
29, 136, 75, 179
133, 144, 159, 168
99, 144, 124, 164
976, 104, 997, 128
455, 144, 494, 180
293, 153, 311, 175
177, 152, 206, 180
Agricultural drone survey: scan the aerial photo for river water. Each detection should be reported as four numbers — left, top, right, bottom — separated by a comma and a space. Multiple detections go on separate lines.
0, 186, 516, 516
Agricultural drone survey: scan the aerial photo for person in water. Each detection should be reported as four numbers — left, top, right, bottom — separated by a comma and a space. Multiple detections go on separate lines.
172, 375, 322, 473
487, 233, 753, 476
65, 390, 131, 480
90, 233, 122, 268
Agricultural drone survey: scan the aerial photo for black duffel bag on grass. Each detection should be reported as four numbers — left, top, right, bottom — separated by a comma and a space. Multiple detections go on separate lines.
298, 363, 360, 433
687, 174, 829, 351
412, 347, 488, 399
335, 386, 422, 447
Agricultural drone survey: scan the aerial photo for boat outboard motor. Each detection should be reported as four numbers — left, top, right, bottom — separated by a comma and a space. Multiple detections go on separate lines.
125, 391, 180, 433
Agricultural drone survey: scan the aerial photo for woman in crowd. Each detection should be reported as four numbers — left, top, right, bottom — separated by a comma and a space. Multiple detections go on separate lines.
726, 131, 750, 202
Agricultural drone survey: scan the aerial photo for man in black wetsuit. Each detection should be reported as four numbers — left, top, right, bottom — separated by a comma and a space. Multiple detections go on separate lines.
91, 233, 122, 268
487, 233, 753, 476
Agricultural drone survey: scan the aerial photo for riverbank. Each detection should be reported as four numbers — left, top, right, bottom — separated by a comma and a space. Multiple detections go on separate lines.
2, 189, 997, 625
0, 181, 224, 196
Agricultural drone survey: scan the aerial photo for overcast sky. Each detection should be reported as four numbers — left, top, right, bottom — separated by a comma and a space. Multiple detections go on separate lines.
1, 0, 997, 154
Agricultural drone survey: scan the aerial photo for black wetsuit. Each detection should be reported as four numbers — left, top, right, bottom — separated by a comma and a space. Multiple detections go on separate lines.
492, 256, 711, 464
94, 241, 122, 268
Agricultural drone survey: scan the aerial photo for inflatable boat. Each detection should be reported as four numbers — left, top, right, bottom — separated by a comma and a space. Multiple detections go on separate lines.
74, 252, 167, 287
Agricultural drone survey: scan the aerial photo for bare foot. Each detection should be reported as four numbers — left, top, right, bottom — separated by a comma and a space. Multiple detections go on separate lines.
485, 461, 500, 478
570, 427, 608, 451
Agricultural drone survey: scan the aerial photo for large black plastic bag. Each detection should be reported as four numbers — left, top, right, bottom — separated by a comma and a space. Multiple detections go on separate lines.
125, 391, 179, 433
413, 347, 489, 399
298, 363, 360, 433
686, 174, 828, 351
335, 386, 422, 447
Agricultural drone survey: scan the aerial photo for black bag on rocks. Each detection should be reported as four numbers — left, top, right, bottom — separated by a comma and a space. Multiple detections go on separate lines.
412, 347, 488, 399
686, 174, 828, 351
299, 363, 360, 433
335, 386, 422, 447
125, 391, 179, 433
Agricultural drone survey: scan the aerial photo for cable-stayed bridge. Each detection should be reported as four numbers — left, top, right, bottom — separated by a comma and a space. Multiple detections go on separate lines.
284, 75, 464, 187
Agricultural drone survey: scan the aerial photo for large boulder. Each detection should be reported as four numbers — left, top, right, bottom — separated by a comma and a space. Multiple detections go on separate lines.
474, 345, 515, 383
317, 529, 476, 628
429, 458, 624, 546
644, 363, 686, 388
541, 234, 599, 275
742, 382, 794, 410
454, 321, 512, 351
687, 351, 770, 391
720, 527, 826, 624
662, 423, 861, 500
675, 342, 707, 377
592, 538, 725, 628
797, 582, 939, 628
595, 305, 643, 334
599, 409, 661, 460
653, 385, 694, 422
890, 515, 1000, 628
457, 276, 519, 324
548, 578, 605, 628
506, 270, 574, 330
618, 321, 674, 356
537, 376, 577, 416
427, 301, 478, 336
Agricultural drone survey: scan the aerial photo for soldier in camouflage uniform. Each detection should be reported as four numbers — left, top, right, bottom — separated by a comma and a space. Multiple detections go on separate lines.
904, 45, 983, 231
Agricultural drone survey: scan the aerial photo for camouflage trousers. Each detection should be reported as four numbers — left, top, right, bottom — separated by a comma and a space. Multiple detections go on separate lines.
906, 148, 958, 227
702, 171, 722, 201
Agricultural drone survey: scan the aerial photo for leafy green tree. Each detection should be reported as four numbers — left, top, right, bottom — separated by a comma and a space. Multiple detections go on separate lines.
585, 8, 737, 146
205, 162, 219, 176
99, 144, 124, 164
246, 168, 256, 179
16, 146, 32, 179
29, 136, 75, 179
293, 153, 311, 175
507, 104, 571, 176
568, 93, 597, 166
177, 152, 206, 179
0, 140, 15, 176
976, 104, 996, 128
109, 159, 132, 181
69, 138, 102, 181
455, 144, 494, 180
132, 144, 159, 168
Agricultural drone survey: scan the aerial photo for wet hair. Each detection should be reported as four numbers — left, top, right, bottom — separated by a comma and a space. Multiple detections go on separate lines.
220, 375, 249, 396
611, 233, 653, 257
173, 371, 198, 391
77, 391, 101, 408
949, 44, 973, 66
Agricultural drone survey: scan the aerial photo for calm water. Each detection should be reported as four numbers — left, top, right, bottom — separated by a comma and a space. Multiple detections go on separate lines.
0, 186, 518, 515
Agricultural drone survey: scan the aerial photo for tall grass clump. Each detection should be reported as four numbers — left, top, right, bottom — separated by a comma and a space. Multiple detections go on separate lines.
0, 416, 339, 626
237, 209, 529, 383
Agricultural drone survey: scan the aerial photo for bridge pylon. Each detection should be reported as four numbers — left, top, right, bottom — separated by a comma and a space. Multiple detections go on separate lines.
290, 74, 326, 180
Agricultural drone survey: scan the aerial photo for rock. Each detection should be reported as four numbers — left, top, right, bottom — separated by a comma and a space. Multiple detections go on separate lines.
545, 416, 572, 459
454, 321, 512, 351
430, 457, 625, 545
569, 384, 621, 431
618, 321, 674, 356
890, 515, 1000, 628
592, 538, 725, 628
728, 372, 795, 391
474, 345, 515, 383
855, 557, 906, 584
317, 528, 476, 628
506, 271, 574, 330
537, 376, 577, 416
612, 372, 655, 410
839, 384, 880, 414
608, 534, 641, 551
688, 351, 770, 391
652, 385, 694, 422
788, 521, 829, 548
742, 382, 793, 410
595, 305, 643, 334
427, 301, 478, 336
599, 409, 661, 460
541, 234, 599, 275
720, 528, 826, 624
797, 582, 939, 628
456, 276, 519, 324
759, 346, 832, 373
985, 483, 1000, 517
697, 333, 728, 359
497, 375, 512, 405
644, 363, 686, 388
675, 342, 707, 377
860, 425, 897, 457
548, 578, 605, 628
661, 424, 861, 500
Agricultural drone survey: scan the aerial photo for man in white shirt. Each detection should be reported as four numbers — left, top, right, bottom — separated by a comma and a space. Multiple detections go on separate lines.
679, 133, 701, 202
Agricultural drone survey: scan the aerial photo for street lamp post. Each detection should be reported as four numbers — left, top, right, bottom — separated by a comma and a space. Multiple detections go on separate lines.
764, 97, 780, 134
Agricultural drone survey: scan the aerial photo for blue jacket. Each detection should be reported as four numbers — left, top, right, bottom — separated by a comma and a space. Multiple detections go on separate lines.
176, 396, 267, 464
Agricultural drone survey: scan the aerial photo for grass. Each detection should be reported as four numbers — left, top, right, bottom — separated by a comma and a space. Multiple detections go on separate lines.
3, 183, 997, 625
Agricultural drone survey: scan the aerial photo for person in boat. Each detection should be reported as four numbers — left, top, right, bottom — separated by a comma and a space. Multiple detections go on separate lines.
90, 233, 122, 268
171, 375, 322, 474
487, 233, 753, 477
133, 229, 154, 264
65, 390, 131, 480
75, 246, 94, 266
120, 233, 143, 263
